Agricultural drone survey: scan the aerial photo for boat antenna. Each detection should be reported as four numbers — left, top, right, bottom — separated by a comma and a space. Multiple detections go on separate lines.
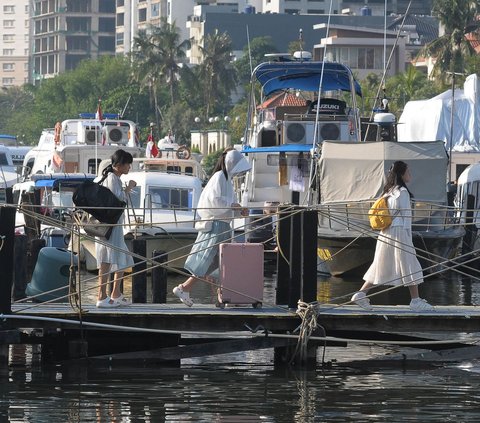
120, 95, 131, 119
246, 25, 253, 77
367, 0, 413, 124
306, 0, 334, 205
298, 28, 304, 57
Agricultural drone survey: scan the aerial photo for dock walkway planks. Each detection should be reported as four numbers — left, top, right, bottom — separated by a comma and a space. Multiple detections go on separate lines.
8, 303, 480, 334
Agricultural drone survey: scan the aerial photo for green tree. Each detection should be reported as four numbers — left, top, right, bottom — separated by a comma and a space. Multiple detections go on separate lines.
384, 67, 438, 113
202, 149, 224, 178
131, 21, 190, 126
423, 0, 480, 80
197, 31, 237, 118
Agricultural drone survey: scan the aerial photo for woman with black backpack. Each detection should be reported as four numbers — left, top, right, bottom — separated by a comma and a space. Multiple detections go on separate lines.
95, 149, 136, 308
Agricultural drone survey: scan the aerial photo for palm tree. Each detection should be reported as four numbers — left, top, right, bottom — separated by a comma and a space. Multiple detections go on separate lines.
155, 19, 190, 106
197, 31, 237, 118
423, 0, 480, 80
131, 20, 190, 126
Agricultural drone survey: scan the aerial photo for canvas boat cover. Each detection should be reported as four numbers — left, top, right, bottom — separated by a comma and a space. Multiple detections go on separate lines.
319, 140, 447, 204
398, 74, 480, 152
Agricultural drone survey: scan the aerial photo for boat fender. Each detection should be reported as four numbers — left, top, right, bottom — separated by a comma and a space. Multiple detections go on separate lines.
176, 146, 191, 160
54, 121, 61, 145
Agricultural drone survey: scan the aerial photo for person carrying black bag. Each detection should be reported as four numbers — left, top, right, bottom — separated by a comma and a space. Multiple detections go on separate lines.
94, 149, 136, 308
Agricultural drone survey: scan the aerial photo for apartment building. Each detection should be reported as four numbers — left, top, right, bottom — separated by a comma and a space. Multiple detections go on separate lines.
116, 0, 258, 55
115, 0, 165, 55
263, 0, 341, 15
0, 1, 30, 87
340, 0, 432, 16
32, 0, 116, 81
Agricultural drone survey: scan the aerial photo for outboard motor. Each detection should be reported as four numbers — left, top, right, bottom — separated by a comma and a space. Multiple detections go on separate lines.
374, 112, 397, 142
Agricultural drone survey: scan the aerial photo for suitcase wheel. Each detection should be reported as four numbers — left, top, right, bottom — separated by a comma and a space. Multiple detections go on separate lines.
252, 302, 262, 309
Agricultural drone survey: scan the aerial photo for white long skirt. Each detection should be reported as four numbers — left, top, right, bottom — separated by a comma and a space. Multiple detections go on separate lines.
363, 226, 423, 286
95, 214, 134, 271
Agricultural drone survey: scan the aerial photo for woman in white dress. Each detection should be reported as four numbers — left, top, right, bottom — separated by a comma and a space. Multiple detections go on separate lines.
172, 149, 251, 307
95, 149, 136, 308
351, 161, 434, 312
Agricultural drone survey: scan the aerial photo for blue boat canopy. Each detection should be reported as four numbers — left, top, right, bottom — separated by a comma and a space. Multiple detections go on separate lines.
253, 61, 362, 97
242, 144, 313, 154
32, 173, 95, 189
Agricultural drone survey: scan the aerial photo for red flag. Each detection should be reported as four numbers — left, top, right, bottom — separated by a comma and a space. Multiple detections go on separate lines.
95, 98, 103, 120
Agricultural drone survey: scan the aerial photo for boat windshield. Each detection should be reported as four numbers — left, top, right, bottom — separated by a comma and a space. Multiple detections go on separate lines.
128, 186, 194, 209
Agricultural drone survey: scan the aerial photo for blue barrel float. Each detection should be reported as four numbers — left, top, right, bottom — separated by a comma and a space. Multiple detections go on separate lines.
26, 247, 78, 302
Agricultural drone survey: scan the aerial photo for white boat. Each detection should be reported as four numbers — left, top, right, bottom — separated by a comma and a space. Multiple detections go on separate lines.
237, 53, 362, 271
239, 53, 362, 210
0, 144, 24, 188
23, 113, 143, 177
81, 155, 205, 271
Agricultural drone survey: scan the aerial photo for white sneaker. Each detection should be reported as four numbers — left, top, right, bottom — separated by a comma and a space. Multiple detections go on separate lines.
173, 285, 193, 307
410, 298, 434, 312
351, 291, 373, 310
95, 296, 120, 308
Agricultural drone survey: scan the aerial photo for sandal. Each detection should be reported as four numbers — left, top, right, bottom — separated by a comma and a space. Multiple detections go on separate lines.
111, 294, 132, 306
96, 296, 119, 308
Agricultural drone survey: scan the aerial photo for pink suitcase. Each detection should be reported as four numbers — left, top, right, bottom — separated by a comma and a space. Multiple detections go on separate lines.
217, 243, 264, 308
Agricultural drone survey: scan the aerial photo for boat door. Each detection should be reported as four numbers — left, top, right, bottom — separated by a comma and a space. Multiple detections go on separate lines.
77, 149, 103, 175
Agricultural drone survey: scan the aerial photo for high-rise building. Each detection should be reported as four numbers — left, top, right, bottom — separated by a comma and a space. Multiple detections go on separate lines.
32, 0, 116, 82
115, 0, 165, 55
0, 1, 31, 87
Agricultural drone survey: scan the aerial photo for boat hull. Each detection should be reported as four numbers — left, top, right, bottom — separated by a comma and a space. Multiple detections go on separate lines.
317, 227, 465, 277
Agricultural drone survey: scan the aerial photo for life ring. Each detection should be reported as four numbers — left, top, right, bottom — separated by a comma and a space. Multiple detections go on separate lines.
176, 146, 191, 160
54, 121, 61, 145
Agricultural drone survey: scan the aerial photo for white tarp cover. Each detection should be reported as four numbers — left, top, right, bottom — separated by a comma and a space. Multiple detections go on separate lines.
319, 140, 448, 204
398, 74, 480, 151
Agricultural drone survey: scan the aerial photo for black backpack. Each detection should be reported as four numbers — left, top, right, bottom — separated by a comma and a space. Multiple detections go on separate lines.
73, 180, 126, 224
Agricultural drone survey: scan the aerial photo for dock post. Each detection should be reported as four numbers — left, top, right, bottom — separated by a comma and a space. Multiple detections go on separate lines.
132, 238, 147, 303
275, 207, 318, 368
151, 250, 168, 303
276, 207, 318, 307
12, 234, 28, 300
0, 189, 15, 316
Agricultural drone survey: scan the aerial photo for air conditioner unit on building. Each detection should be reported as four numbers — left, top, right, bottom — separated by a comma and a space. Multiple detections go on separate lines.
104, 125, 129, 145
282, 121, 352, 144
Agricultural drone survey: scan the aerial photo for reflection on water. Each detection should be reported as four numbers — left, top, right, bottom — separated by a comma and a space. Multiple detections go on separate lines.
4, 272, 480, 421
2, 355, 480, 422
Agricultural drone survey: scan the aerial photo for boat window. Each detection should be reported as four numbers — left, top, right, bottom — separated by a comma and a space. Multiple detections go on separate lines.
167, 165, 181, 174
148, 186, 192, 209
87, 158, 102, 175
0, 153, 9, 165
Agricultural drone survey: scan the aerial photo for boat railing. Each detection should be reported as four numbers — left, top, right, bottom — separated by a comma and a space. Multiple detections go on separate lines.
317, 201, 460, 232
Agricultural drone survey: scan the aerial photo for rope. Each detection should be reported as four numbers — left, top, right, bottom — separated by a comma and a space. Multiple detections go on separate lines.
291, 300, 321, 364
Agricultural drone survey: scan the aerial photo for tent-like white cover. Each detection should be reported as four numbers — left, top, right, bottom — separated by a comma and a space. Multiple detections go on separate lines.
398, 74, 480, 152
319, 140, 448, 204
